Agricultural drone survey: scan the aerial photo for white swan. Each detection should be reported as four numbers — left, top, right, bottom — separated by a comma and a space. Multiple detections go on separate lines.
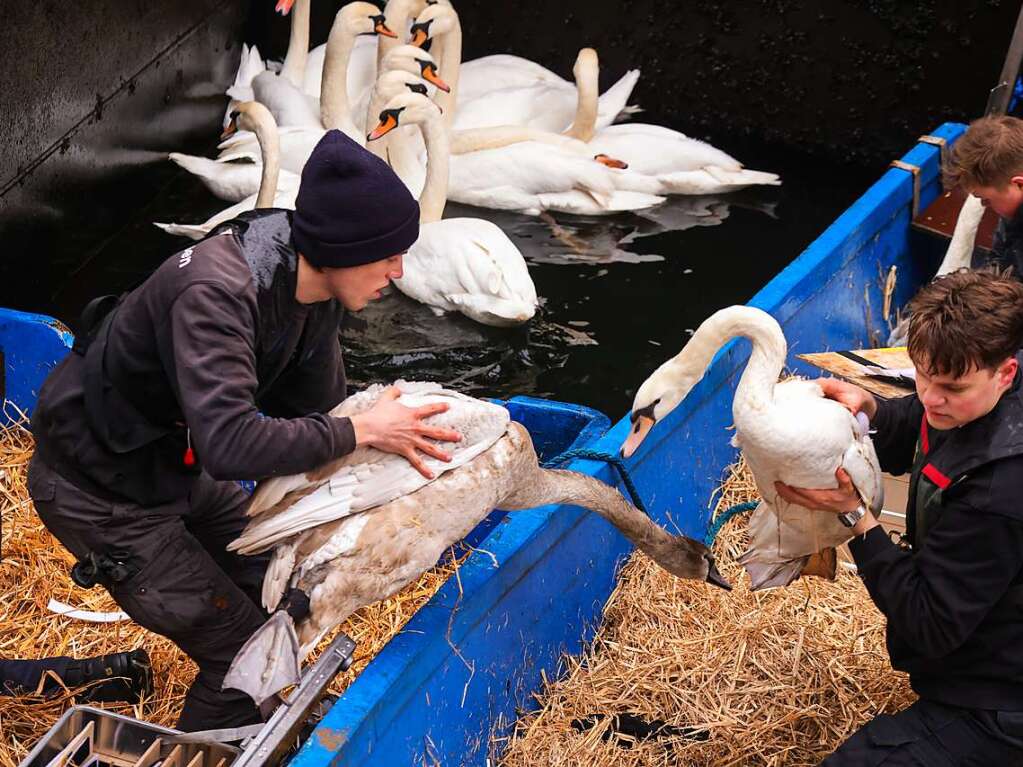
409, 3, 638, 134
620, 305, 884, 591
302, 0, 429, 100
368, 92, 538, 326
174, 44, 443, 202
551, 50, 782, 196
255, 1, 396, 132
221, 42, 267, 129
887, 193, 985, 346
363, 52, 658, 215
350, 45, 449, 134
172, 6, 417, 204
457, 54, 575, 103
384, 85, 662, 214
223, 381, 729, 705
246, 0, 325, 129
155, 102, 297, 240
223, 2, 395, 160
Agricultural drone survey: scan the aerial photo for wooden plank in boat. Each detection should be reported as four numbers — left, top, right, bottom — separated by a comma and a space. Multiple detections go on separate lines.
911, 186, 998, 252
796, 347, 914, 400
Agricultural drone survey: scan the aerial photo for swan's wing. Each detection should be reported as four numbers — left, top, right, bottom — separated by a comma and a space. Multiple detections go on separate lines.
251, 71, 322, 129
450, 143, 616, 197
399, 219, 536, 304
153, 194, 256, 240
537, 190, 665, 216
262, 535, 302, 611
594, 69, 641, 130
242, 383, 446, 519
231, 392, 510, 554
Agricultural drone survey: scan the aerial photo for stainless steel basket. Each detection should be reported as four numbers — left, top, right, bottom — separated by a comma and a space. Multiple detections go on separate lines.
18, 706, 239, 767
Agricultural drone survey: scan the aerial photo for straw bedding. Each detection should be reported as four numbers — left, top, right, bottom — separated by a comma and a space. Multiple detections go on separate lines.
497, 458, 916, 766
0, 421, 465, 766
2, 417, 915, 766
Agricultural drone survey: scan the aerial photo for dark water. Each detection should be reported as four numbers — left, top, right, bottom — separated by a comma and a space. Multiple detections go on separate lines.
344, 139, 877, 419
22, 133, 876, 422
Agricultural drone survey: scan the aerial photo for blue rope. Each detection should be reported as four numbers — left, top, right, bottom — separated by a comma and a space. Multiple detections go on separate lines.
703, 500, 759, 546
543, 447, 648, 515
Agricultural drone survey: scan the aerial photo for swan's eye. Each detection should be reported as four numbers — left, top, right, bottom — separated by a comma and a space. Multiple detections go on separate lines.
630, 398, 660, 425
408, 83, 428, 95
229, 110, 240, 121
378, 107, 405, 124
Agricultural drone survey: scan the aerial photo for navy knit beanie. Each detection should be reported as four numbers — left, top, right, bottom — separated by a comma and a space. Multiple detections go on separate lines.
292, 130, 419, 268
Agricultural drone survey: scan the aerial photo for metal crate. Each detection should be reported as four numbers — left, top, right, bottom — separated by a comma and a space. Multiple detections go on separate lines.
18, 706, 238, 767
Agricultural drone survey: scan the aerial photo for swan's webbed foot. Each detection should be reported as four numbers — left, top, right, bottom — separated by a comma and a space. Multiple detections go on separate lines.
222, 608, 302, 706
737, 551, 809, 591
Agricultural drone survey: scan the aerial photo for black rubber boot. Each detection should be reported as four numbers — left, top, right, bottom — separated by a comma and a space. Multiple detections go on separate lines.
63, 649, 154, 703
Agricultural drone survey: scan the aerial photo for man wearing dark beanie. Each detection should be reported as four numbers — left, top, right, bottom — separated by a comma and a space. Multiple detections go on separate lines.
26, 131, 460, 730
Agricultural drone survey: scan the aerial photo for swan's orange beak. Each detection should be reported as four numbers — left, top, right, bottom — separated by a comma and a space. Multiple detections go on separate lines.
275, 0, 295, 15
595, 153, 629, 170
421, 63, 450, 93
367, 113, 399, 142
410, 26, 429, 47
620, 415, 654, 459
221, 115, 239, 141
374, 18, 398, 38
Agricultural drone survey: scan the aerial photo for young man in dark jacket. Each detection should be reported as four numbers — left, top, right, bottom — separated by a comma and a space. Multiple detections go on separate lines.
776, 269, 1023, 764
944, 115, 1023, 274
26, 130, 461, 731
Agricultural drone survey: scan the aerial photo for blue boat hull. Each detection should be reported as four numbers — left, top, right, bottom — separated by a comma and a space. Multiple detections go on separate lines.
0, 123, 961, 766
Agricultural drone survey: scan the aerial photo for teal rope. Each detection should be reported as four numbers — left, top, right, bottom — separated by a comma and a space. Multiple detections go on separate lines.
704, 500, 759, 546
544, 448, 648, 515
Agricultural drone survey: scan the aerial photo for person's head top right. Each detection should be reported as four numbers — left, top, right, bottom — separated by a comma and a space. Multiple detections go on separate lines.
907, 268, 1023, 429
944, 115, 1023, 220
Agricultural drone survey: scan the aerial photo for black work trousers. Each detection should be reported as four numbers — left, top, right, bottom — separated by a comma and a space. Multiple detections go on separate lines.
822, 698, 1023, 766
27, 455, 269, 731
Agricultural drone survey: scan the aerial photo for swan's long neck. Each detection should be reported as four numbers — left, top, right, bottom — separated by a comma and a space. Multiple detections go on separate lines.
449, 125, 583, 155
251, 109, 282, 209
378, 0, 421, 65
431, 19, 462, 131
936, 193, 985, 276
564, 50, 599, 141
663, 306, 787, 419
320, 16, 358, 134
411, 110, 450, 223
364, 82, 421, 180
279, 0, 311, 88
501, 467, 686, 563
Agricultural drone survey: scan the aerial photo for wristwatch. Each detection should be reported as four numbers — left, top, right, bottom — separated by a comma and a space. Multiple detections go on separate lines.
838, 504, 868, 528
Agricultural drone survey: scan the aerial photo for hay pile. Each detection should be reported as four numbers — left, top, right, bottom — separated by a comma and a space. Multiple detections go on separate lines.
498, 459, 915, 766
0, 422, 464, 766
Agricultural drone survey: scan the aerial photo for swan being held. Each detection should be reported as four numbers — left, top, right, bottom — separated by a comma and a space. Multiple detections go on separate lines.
620, 306, 883, 590
224, 381, 729, 705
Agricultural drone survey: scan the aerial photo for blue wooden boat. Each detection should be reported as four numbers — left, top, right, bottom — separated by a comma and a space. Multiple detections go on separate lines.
1, 122, 963, 766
